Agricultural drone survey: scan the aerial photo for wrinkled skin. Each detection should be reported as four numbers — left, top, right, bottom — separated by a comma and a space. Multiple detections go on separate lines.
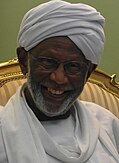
17, 37, 96, 118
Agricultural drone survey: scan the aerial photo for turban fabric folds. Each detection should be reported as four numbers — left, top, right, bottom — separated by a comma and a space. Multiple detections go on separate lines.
17, 0, 105, 65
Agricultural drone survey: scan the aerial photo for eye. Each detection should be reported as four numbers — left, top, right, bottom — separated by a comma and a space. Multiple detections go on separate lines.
66, 62, 81, 73
65, 61, 89, 75
38, 57, 58, 69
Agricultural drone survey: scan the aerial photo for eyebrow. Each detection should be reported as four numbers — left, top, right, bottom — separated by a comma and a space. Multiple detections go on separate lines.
39, 49, 61, 56
29, 48, 90, 63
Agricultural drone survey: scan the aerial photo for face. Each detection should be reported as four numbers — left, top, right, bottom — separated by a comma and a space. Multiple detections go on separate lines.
26, 37, 91, 117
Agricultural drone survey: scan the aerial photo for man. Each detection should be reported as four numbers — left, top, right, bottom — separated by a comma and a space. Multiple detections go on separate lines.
0, 0, 119, 162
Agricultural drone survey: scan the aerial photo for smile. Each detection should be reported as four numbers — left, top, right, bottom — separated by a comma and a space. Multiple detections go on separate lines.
48, 88, 64, 95
41, 85, 71, 101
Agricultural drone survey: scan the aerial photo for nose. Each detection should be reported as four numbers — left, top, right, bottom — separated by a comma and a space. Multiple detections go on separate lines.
50, 64, 68, 84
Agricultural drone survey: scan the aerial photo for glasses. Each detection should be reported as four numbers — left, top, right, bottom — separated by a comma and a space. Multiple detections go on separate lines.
29, 53, 90, 76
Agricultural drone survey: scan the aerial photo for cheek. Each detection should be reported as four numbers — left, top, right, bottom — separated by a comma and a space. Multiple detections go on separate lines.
69, 74, 87, 89
29, 66, 50, 82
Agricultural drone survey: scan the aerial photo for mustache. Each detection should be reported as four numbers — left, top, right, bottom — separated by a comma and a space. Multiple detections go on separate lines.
28, 73, 73, 91
40, 79, 73, 91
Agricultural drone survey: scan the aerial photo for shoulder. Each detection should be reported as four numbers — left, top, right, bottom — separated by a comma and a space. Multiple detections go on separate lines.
79, 101, 119, 131
0, 106, 10, 162
80, 100, 118, 121
80, 101, 119, 149
80, 101, 119, 139
0, 105, 5, 120
0, 86, 23, 122
0, 105, 3, 112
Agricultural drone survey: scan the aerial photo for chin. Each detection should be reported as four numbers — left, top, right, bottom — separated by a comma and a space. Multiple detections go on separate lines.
27, 73, 84, 117
30, 85, 80, 117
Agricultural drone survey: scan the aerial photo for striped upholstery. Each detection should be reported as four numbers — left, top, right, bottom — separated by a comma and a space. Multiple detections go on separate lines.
0, 78, 119, 118
0, 79, 26, 106
80, 82, 119, 118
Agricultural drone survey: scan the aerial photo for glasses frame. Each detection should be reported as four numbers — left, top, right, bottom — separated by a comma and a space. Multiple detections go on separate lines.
28, 52, 91, 76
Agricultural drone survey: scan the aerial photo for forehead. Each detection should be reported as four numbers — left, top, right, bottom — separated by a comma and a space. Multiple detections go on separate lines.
30, 37, 86, 61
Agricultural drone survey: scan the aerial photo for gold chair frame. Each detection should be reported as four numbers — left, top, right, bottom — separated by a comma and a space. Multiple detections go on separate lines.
0, 58, 119, 98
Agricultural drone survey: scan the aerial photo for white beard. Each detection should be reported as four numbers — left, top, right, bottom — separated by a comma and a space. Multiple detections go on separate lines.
27, 72, 82, 117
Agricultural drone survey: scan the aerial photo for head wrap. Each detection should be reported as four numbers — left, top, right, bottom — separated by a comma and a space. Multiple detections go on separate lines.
17, 0, 105, 65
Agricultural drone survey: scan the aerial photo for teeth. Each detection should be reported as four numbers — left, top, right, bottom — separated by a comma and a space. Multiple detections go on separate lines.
48, 88, 64, 95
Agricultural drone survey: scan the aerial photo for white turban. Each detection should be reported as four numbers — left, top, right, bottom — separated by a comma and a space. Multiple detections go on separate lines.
17, 0, 105, 65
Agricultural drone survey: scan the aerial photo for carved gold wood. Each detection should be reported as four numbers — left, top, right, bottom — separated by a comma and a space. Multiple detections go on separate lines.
0, 58, 119, 98
0, 58, 25, 87
89, 69, 119, 98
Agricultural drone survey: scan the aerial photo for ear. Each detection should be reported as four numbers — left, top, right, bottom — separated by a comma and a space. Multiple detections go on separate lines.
16, 47, 28, 75
86, 63, 97, 81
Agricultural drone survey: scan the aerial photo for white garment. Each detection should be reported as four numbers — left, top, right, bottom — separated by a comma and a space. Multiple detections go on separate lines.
0, 86, 119, 163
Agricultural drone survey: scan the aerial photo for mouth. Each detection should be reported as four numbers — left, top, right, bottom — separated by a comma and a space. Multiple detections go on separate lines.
48, 87, 65, 95
41, 85, 72, 102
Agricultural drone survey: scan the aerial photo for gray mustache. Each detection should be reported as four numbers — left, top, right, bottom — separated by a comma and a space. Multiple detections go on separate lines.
40, 80, 73, 91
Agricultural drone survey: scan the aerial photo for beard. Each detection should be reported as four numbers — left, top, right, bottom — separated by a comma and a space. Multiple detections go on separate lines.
27, 71, 85, 117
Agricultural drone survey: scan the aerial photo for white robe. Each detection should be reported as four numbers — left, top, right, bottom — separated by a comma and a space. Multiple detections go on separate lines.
0, 86, 119, 163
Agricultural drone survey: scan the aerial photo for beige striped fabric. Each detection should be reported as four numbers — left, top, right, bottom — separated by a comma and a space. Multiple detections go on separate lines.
80, 82, 119, 118
0, 79, 119, 118
0, 79, 26, 106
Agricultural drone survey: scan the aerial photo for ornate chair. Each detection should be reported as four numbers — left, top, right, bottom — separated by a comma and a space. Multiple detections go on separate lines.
0, 58, 119, 118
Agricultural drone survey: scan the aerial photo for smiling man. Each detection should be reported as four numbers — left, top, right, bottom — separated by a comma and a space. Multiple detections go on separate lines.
0, 0, 119, 163
19, 36, 93, 119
